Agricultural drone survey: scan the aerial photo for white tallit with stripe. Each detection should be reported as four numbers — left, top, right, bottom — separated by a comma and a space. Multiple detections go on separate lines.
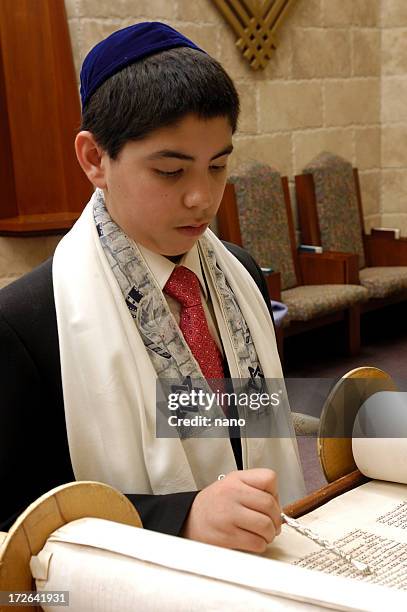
53, 190, 305, 505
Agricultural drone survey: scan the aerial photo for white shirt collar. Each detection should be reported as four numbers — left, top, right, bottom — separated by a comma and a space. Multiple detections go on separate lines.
136, 242, 208, 300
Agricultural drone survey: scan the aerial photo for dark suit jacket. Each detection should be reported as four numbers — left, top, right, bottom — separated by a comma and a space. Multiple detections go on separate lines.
0, 242, 273, 534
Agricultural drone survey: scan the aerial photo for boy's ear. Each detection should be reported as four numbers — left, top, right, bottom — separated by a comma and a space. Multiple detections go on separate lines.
75, 131, 107, 188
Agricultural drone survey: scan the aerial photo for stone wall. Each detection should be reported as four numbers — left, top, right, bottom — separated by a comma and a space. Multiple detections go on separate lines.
0, 236, 62, 289
381, 0, 407, 234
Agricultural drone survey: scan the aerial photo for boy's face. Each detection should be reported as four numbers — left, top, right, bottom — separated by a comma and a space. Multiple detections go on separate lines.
101, 114, 233, 256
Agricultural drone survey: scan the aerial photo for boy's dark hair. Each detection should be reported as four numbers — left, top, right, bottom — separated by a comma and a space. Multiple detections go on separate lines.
81, 47, 240, 159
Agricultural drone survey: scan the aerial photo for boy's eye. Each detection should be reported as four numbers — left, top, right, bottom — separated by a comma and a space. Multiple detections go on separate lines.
155, 169, 183, 177
154, 165, 227, 177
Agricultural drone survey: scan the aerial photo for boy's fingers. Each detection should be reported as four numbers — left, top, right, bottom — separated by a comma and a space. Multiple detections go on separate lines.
237, 468, 279, 498
227, 527, 269, 554
238, 486, 281, 531
235, 506, 278, 544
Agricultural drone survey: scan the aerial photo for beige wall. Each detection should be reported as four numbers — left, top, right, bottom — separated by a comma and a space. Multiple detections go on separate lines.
381, 0, 407, 235
0, 0, 404, 284
0, 236, 62, 289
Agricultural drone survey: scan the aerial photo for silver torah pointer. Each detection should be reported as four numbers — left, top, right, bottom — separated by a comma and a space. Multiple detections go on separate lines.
281, 512, 373, 576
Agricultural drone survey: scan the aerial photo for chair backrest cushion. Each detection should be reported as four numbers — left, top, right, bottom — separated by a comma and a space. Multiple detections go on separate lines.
229, 161, 297, 290
303, 152, 365, 268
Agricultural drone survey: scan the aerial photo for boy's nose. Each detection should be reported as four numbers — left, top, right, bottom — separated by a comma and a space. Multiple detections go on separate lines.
183, 178, 213, 210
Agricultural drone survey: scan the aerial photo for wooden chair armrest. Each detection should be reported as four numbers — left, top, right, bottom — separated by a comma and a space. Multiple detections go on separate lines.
263, 270, 282, 300
364, 234, 407, 266
298, 251, 360, 285
370, 228, 399, 239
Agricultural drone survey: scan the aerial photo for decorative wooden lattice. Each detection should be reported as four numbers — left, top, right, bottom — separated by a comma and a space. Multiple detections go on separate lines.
211, 0, 296, 70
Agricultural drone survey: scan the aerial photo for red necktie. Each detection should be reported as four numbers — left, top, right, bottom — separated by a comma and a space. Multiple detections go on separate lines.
164, 266, 225, 380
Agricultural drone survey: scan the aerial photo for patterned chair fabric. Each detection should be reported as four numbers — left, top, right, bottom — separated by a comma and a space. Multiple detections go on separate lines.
359, 267, 407, 299
229, 162, 297, 290
281, 284, 368, 322
291, 412, 320, 435
303, 152, 366, 269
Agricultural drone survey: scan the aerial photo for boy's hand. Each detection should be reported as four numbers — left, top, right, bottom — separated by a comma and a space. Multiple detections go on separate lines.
181, 468, 282, 553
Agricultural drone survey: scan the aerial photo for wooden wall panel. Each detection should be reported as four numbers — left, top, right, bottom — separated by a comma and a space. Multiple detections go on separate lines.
0, 0, 92, 234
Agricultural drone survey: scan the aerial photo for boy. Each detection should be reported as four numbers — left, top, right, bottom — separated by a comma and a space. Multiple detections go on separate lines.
0, 22, 305, 552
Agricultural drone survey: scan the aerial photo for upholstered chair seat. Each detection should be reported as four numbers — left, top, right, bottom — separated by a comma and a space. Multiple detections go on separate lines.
359, 267, 407, 299
291, 412, 320, 435
282, 283, 367, 322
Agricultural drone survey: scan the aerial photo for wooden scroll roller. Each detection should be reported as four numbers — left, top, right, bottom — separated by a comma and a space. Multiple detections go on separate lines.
317, 366, 397, 484
284, 366, 398, 519
0, 481, 142, 611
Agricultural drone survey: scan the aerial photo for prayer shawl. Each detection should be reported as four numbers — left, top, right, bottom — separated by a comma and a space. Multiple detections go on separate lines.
53, 190, 305, 505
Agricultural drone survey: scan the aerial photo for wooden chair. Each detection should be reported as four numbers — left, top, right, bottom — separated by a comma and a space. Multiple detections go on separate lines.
296, 152, 407, 313
217, 162, 368, 356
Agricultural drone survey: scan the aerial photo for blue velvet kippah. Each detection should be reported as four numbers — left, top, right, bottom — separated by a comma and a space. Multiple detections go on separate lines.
80, 21, 204, 109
